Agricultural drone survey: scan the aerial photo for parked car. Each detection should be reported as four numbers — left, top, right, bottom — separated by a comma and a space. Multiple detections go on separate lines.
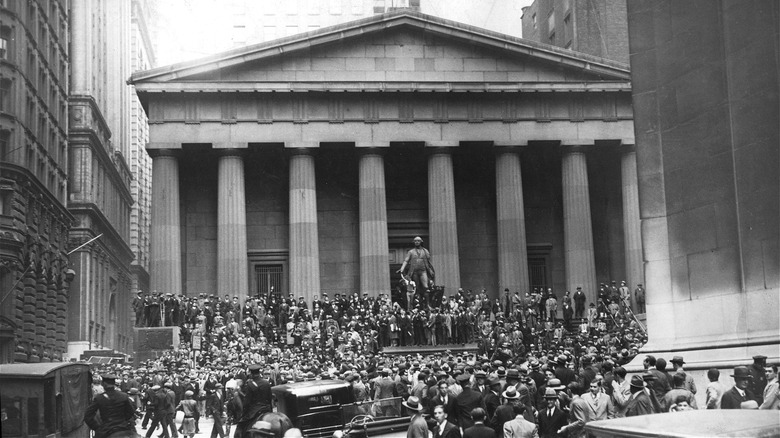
270, 380, 410, 438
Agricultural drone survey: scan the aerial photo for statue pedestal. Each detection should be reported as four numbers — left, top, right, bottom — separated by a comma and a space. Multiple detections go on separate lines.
133, 327, 181, 364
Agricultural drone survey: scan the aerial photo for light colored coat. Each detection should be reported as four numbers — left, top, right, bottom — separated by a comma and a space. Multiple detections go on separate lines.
502, 416, 539, 438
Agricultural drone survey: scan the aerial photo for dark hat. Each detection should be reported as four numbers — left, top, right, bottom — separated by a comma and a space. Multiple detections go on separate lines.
629, 375, 646, 389
456, 373, 471, 383
102, 374, 118, 383
248, 364, 263, 374
731, 366, 752, 379
402, 396, 424, 411
487, 377, 501, 387
502, 386, 520, 399
506, 369, 520, 379
753, 354, 768, 361
671, 356, 685, 364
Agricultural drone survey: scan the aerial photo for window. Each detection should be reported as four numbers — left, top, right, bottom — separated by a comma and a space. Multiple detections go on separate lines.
255, 264, 283, 299
0, 79, 11, 111
528, 258, 548, 291
0, 37, 7, 59
547, 11, 555, 36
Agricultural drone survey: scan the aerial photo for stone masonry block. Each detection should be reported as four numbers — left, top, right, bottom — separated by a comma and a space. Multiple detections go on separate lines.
384, 44, 424, 58
312, 57, 346, 71
434, 58, 463, 72
465, 58, 497, 72
345, 57, 375, 71
375, 58, 396, 70
414, 58, 435, 71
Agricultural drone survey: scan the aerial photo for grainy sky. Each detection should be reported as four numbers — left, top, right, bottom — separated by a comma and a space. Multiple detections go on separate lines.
153, 0, 535, 67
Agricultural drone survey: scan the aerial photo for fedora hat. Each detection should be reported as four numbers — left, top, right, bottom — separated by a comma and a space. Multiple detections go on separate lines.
502, 386, 520, 399
506, 369, 520, 379
402, 396, 424, 411
543, 387, 559, 399
547, 378, 565, 391
731, 366, 752, 379
629, 375, 646, 389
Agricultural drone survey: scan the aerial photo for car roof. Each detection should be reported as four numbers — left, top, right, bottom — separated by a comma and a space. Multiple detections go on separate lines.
272, 380, 350, 397
585, 410, 780, 438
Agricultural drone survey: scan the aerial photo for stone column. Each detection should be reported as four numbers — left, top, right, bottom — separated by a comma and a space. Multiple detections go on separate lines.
561, 145, 597, 303
150, 150, 182, 296
428, 149, 461, 291
621, 145, 644, 309
495, 149, 530, 294
288, 150, 321, 304
358, 150, 390, 298
217, 150, 249, 299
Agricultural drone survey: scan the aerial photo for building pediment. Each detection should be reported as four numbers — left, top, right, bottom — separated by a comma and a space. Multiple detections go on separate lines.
130, 10, 629, 96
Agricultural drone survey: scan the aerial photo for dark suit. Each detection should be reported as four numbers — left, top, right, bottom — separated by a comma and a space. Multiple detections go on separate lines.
720, 386, 756, 409
456, 387, 486, 429
464, 423, 496, 438
484, 391, 501, 421
434, 420, 462, 438
431, 394, 458, 419
490, 404, 515, 438
625, 391, 655, 417
537, 406, 567, 438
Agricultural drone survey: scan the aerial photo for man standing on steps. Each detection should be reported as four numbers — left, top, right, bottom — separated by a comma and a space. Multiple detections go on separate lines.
398, 237, 436, 308
573, 287, 586, 320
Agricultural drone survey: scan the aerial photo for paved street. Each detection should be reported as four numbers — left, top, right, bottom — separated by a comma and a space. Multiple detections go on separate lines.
136, 412, 220, 438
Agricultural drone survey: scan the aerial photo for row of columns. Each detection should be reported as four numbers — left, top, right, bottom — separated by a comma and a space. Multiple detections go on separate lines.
149, 145, 643, 304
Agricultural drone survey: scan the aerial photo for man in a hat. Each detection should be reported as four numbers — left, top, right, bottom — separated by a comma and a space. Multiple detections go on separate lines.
748, 354, 768, 405
634, 283, 645, 314
721, 366, 757, 409
84, 374, 137, 438
403, 396, 428, 438
554, 355, 575, 386
397, 237, 436, 307
432, 404, 461, 438
236, 364, 272, 436
670, 356, 696, 395
484, 377, 502, 421
625, 376, 654, 417
537, 387, 567, 438
455, 373, 487, 430
491, 386, 520, 438
133, 291, 145, 327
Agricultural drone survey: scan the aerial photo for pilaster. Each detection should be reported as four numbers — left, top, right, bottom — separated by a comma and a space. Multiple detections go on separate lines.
621, 145, 644, 309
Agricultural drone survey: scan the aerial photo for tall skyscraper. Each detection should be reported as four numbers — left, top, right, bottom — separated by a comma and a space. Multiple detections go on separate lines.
0, 0, 73, 364
521, 0, 629, 64
67, 0, 135, 359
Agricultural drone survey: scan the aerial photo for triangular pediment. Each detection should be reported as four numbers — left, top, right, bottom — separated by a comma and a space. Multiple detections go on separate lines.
130, 10, 630, 90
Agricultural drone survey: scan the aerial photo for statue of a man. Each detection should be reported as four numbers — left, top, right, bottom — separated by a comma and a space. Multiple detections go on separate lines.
397, 236, 435, 307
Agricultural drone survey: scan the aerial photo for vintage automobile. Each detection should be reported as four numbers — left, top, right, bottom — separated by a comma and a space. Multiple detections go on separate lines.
584, 410, 780, 438
270, 380, 410, 438
0, 362, 92, 438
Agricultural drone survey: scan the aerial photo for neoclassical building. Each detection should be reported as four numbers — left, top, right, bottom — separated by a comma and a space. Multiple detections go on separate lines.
130, 11, 639, 307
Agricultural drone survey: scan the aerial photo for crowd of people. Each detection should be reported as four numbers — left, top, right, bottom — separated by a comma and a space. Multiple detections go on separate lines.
84, 239, 766, 438
85, 341, 778, 438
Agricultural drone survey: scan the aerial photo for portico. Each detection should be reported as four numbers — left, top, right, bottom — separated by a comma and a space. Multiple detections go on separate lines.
131, 11, 640, 305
